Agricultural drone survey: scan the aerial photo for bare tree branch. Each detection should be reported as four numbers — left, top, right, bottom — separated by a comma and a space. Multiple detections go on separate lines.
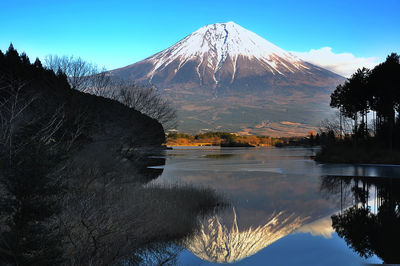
44, 55, 177, 129
114, 83, 177, 129
44, 55, 112, 92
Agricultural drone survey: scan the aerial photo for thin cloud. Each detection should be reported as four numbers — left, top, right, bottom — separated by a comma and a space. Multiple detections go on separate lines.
291, 47, 378, 77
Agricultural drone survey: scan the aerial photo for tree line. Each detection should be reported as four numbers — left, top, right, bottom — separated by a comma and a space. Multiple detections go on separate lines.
321, 175, 400, 264
330, 53, 400, 149
44, 54, 177, 129
0, 44, 219, 265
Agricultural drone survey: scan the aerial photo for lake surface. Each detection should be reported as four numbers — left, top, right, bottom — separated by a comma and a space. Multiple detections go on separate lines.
151, 147, 400, 265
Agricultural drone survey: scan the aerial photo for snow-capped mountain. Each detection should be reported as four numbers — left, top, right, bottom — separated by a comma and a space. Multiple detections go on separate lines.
184, 209, 307, 263
141, 21, 309, 84
110, 22, 344, 135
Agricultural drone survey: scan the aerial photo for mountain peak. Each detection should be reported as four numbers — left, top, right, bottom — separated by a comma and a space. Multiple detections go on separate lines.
203, 21, 239, 28
143, 22, 307, 82
110, 22, 344, 136
191, 21, 291, 57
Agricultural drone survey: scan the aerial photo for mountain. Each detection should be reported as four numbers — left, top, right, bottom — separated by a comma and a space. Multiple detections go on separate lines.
184, 209, 307, 263
110, 22, 345, 136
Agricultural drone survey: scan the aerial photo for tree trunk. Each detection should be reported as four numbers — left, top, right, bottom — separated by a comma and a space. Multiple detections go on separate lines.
354, 113, 358, 146
389, 109, 395, 151
339, 107, 343, 139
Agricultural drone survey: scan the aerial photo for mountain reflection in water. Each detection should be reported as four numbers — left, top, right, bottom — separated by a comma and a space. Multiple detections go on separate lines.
321, 175, 400, 264
153, 147, 400, 264
184, 208, 307, 263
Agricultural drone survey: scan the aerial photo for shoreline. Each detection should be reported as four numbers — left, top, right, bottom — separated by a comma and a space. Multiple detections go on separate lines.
315, 144, 400, 166
165, 142, 276, 147
166, 144, 400, 167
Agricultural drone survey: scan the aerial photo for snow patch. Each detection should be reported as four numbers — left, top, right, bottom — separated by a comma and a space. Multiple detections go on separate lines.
145, 22, 308, 82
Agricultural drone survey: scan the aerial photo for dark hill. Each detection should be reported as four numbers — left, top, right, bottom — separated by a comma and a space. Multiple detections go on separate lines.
0, 46, 165, 182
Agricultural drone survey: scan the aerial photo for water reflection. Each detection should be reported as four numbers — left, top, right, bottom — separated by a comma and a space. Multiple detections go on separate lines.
184, 208, 307, 263
155, 148, 338, 263
135, 152, 166, 183
295, 215, 334, 238
321, 175, 400, 264
156, 147, 400, 264
320, 163, 400, 178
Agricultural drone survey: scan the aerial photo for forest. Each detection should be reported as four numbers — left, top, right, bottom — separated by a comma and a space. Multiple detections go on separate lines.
316, 53, 400, 163
0, 45, 222, 265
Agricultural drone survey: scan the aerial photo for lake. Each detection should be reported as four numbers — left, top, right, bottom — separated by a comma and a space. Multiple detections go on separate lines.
150, 146, 400, 265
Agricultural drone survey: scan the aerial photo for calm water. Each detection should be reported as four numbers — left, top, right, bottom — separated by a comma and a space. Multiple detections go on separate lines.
150, 147, 400, 265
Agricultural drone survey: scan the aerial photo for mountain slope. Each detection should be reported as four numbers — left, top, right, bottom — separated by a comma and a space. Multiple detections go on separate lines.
111, 22, 344, 136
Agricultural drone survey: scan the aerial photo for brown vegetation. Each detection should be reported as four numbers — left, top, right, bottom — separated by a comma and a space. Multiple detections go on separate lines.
165, 132, 298, 147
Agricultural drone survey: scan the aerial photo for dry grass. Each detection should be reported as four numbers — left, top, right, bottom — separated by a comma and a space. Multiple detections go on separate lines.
60, 162, 225, 265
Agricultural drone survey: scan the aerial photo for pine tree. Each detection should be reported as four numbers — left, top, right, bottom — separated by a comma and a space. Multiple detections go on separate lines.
0, 141, 64, 265
0, 45, 65, 265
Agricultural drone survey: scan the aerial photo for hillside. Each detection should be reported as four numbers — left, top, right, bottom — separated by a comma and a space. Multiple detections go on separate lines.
0, 45, 166, 184
0, 46, 223, 265
110, 22, 345, 136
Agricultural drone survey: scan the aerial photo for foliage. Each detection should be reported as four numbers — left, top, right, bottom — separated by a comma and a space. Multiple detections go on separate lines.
323, 175, 400, 264
44, 55, 177, 129
166, 132, 282, 146
0, 140, 65, 265
167, 133, 194, 140
0, 44, 221, 265
0, 44, 70, 265
329, 53, 400, 148
318, 53, 400, 163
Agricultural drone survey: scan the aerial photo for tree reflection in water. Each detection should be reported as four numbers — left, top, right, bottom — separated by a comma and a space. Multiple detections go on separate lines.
321, 175, 400, 264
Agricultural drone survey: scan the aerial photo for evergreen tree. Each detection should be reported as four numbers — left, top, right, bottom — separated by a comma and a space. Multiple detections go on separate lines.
330, 53, 400, 149
0, 141, 64, 265
369, 53, 400, 148
33, 58, 42, 69
0, 45, 66, 265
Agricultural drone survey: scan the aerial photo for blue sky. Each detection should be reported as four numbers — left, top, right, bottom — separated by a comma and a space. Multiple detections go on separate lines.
1, 0, 399, 74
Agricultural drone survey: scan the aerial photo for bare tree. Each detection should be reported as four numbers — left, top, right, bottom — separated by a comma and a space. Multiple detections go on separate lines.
0, 77, 36, 163
319, 111, 353, 137
44, 55, 112, 92
0, 75, 69, 265
115, 83, 177, 129
44, 55, 177, 129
